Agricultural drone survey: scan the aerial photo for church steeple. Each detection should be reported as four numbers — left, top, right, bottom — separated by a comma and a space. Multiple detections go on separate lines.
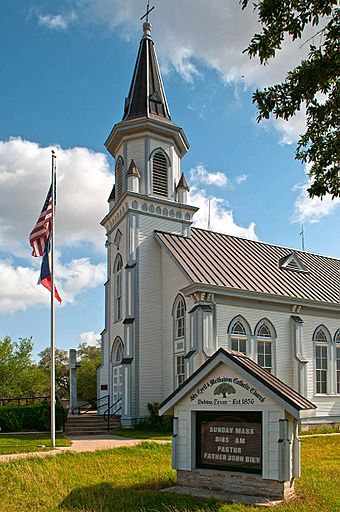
123, 22, 171, 122
105, 18, 191, 203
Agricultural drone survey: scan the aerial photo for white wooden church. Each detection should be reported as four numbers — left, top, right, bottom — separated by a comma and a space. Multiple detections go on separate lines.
97, 21, 340, 427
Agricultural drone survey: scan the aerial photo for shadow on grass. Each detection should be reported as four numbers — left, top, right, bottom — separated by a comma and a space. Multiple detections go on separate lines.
59, 481, 222, 512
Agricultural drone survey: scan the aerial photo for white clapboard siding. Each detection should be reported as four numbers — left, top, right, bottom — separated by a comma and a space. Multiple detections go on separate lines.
161, 249, 193, 398
176, 408, 191, 470
126, 137, 145, 174
138, 215, 189, 414
216, 302, 294, 385
300, 314, 340, 405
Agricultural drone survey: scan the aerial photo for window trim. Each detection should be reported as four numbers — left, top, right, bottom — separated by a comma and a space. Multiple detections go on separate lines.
114, 254, 123, 322
228, 316, 251, 356
313, 325, 331, 395
173, 295, 187, 388
149, 148, 170, 198
115, 156, 124, 200
175, 297, 185, 340
334, 329, 340, 395
255, 319, 276, 374
175, 354, 185, 388
111, 337, 124, 365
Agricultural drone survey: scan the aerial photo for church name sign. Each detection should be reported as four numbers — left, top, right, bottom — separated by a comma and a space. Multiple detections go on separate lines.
196, 411, 262, 474
190, 376, 266, 406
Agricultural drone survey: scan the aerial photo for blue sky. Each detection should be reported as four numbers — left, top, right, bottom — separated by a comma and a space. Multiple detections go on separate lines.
1, 0, 339, 358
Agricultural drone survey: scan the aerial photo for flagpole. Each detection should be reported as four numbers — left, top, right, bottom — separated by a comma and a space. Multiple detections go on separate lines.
51, 150, 56, 449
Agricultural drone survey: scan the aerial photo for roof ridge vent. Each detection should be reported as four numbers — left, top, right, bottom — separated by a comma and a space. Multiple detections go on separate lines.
279, 252, 309, 273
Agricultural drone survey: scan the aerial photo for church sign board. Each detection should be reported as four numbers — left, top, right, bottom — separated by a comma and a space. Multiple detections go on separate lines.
196, 411, 262, 473
159, 348, 315, 502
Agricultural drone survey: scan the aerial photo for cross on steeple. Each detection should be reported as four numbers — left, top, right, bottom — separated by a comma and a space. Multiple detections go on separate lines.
140, 2, 155, 22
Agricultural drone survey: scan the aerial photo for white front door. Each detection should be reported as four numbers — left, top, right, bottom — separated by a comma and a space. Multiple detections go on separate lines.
112, 365, 123, 405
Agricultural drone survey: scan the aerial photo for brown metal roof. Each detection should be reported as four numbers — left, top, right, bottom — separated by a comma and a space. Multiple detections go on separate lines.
159, 348, 316, 414
155, 228, 340, 305
123, 23, 171, 122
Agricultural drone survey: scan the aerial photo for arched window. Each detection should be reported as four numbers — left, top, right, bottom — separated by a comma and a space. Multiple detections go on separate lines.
335, 330, 340, 394
229, 318, 248, 355
175, 298, 185, 339
115, 156, 124, 200
255, 321, 274, 373
152, 151, 168, 197
111, 338, 123, 403
173, 295, 186, 388
175, 355, 185, 388
114, 255, 123, 321
314, 326, 330, 394
111, 337, 124, 364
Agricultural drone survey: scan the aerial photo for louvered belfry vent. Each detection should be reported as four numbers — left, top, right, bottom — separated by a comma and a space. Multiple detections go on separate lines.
152, 152, 168, 197
116, 157, 123, 199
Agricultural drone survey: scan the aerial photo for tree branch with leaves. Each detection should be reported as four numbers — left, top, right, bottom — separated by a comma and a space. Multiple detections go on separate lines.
241, 0, 340, 198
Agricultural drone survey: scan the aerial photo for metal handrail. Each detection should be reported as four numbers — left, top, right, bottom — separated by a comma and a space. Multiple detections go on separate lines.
71, 394, 109, 416
103, 396, 122, 431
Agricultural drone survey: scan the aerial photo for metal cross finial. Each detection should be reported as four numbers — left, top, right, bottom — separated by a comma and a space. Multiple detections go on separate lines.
141, 2, 155, 22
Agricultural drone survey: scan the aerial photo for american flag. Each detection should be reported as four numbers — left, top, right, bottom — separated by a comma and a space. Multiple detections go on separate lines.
29, 185, 53, 257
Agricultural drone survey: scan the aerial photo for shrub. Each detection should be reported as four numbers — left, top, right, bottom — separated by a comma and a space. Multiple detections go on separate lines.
0, 401, 67, 432
134, 402, 172, 433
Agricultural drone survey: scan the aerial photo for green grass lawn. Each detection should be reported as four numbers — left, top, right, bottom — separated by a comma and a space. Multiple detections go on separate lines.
0, 437, 338, 511
113, 428, 172, 440
0, 434, 71, 455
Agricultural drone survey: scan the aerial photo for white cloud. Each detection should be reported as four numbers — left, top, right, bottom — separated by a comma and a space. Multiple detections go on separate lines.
82, 0, 317, 89
79, 0, 326, 149
79, 331, 101, 346
189, 188, 257, 240
189, 164, 227, 187
0, 138, 112, 312
235, 174, 248, 186
0, 258, 105, 314
274, 107, 307, 145
0, 138, 113, 256
38, 12, 77, 31
293, 183, 340, 224
58, 258, 106, 304
0, 260, 45, 313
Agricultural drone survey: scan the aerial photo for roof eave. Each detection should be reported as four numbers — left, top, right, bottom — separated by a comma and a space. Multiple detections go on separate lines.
105, 117, 189, 158
101, 192, 198, 229
180, 282, 340, 312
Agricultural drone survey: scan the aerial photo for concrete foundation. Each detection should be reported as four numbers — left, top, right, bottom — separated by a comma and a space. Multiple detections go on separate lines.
177, 469, 295, 500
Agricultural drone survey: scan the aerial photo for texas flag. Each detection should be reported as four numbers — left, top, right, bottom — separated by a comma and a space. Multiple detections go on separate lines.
39, 236, 62, 304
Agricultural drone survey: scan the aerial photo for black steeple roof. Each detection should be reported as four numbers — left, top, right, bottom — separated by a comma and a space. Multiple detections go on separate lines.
123, 22, 171, 122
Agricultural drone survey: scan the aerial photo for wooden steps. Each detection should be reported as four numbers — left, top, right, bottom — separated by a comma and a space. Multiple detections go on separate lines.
64, 414, 121, 436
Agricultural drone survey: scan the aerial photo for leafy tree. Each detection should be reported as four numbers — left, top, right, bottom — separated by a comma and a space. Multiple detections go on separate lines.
77, 342, 101, 403
0, 336, 49, 399
241, 1, 340, 198
38, 347, 69, 398
214, 383, 236, 398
